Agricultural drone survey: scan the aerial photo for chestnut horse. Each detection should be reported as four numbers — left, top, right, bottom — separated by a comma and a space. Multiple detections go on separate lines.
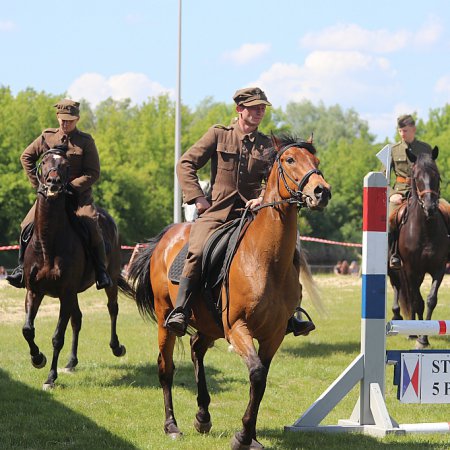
388, 146, 448, 348
21, 148, 133, 389
127, 136, 331, 449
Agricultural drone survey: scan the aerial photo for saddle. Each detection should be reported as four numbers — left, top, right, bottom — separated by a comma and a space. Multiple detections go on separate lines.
168, 214, 253, 327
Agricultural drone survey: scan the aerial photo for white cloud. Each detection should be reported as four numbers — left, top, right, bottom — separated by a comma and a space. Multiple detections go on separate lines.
251, 51, 396, 108
300, 17, 442, 53
0, 20, 15, 32
67, 72, 173, 107
222, 43, 271, 65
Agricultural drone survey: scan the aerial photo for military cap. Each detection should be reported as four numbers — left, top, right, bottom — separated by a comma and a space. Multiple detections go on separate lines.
54, 99, 80, 120
397, 114, 415, 128
233, 87, 272, 107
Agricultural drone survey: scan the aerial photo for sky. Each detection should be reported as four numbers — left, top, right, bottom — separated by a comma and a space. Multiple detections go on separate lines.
2, 0, 450, 142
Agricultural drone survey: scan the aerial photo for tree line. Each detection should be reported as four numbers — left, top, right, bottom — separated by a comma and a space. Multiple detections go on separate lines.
1, 87, 449, 263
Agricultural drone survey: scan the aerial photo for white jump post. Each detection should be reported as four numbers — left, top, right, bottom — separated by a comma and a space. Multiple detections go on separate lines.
285, 171, 450, 436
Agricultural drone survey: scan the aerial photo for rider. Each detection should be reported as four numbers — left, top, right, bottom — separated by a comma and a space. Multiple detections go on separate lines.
164, 86, 315, 338
7, 99, 112, 290
388, 114, 450, 269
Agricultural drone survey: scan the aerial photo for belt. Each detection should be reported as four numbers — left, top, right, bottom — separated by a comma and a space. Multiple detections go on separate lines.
396, 176, 411, 184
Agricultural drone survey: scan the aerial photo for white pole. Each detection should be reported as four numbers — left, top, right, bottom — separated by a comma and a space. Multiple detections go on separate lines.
173, 0, 182, 223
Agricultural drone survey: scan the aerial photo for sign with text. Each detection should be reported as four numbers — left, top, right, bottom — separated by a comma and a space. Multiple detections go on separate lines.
400, 353, 450, 403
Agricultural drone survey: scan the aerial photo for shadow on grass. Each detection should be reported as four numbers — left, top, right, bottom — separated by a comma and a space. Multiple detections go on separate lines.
0, 369, 136, 450
107, 360, 246, 395
260, 426, 445, 450
281, 340, 360, 358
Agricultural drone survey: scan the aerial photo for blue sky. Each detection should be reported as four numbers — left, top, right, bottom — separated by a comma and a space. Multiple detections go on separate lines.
2, 0, 450, 142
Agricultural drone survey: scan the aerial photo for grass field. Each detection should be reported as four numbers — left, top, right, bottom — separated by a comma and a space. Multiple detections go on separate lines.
1, 275, 450, 450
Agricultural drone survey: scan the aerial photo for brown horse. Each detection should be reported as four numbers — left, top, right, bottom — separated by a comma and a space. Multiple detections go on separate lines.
127, 135, 331, 449
388, 146, 448, 348
21, 147, 133, 389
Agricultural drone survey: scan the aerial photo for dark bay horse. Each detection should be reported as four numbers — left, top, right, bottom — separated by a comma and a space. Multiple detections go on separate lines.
21, 148, 132, 389
388, 146, 448, 348
127, 136, 331, 449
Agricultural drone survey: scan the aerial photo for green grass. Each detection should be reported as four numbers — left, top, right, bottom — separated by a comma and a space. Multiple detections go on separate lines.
1, 275, 450, 450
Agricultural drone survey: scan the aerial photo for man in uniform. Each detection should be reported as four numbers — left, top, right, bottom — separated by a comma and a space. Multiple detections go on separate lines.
389, 114, 449, 269
164, 87, 315, 338
7, 99, 112, 290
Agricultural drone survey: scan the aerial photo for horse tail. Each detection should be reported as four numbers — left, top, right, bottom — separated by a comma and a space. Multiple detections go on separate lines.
127, 224, 175, 322
117, 274, 135, 299
299, 249, 326, 316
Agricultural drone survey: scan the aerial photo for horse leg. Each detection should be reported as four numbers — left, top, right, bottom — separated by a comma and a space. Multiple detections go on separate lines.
105, 283, 126, 357
230, 328, 279, 449
64, 301, 82, 371
157, 323, 181, 438
22, 290, 47, 369
407, 279, 428, 349
190, 332, 215, 434
418, 268, 446, 348
43, 295, 75, 389
388, 269, 402, 320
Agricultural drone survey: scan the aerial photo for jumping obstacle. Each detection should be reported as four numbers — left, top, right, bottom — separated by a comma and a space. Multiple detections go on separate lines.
285, 172, 450, 437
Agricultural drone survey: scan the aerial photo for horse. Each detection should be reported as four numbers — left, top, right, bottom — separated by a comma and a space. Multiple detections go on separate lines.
127, 135, 331, 449
20, 147, 133, 389
388, 146, 448, 348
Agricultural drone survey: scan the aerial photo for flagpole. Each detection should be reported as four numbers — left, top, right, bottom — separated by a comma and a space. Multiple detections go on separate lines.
173, 0, 182, 223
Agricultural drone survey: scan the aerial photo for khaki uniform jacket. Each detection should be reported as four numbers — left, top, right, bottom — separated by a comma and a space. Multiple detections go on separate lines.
21, 127, 100, 206
390, 138, 432, 197
177, 123, 272, 221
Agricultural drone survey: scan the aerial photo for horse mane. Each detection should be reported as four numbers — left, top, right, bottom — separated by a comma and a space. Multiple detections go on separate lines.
263, 133, 317, 179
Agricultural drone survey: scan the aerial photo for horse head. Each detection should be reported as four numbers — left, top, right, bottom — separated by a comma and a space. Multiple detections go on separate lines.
406, 146, 440, 219
271, 134, 331, 210
36, 145, 70, 198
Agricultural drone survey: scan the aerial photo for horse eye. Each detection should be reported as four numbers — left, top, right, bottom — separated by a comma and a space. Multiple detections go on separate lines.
286, 157, 295, 164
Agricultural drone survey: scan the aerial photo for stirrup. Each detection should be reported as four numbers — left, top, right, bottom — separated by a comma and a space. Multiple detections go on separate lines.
287, 307, 316, 337
6, 266, 25, 289
389, 254, 402, 270
164, 308, 189, 337
96, 271, 112, 290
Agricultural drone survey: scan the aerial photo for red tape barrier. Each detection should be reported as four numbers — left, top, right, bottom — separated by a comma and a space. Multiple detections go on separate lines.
1, 238, 363, 252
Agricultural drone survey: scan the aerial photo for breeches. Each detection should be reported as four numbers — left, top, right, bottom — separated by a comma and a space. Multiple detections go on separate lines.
21, 202, 103, 246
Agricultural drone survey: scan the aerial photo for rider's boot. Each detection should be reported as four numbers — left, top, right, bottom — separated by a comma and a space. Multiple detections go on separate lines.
92, 241, 112, 290
164, 276, 197, 337
6, 223, 33, 289
388, 231, 402, 270
285, 307, 316, 337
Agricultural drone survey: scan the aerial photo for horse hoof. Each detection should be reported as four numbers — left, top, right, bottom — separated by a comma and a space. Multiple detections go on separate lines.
61, 367, 76, 373
112, 345, 126, 357
231, 435, 264, 449
165, 422, 182, 440
415, 339, 429, 350
31, 353, 47, 369
194, 417, 212, 434
42, 382, 55, 391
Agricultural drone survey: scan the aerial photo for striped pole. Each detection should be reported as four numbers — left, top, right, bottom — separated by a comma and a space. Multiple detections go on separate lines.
357, 172, 389, 425
387, 320, 450, 336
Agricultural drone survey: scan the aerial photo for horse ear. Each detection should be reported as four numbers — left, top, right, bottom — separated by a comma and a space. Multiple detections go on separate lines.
271, 132, 282, 152
432, 146, 439, 160
307, 132, 314, 144
406, 146, 416, 163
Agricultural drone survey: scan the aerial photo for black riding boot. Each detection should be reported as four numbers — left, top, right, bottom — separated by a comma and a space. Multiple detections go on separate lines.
285, 307, 316, 337
164, 276, 197, 337
6, 223, 33, 289
92, 242, 112, 290
388, 231, 402, 270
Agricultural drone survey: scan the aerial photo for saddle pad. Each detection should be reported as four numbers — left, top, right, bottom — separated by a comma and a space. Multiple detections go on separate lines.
168, 243, 189, 284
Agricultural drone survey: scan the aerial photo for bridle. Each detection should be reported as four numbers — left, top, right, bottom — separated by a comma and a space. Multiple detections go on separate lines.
411, 164, 440, 210
36, 148, 70, 198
